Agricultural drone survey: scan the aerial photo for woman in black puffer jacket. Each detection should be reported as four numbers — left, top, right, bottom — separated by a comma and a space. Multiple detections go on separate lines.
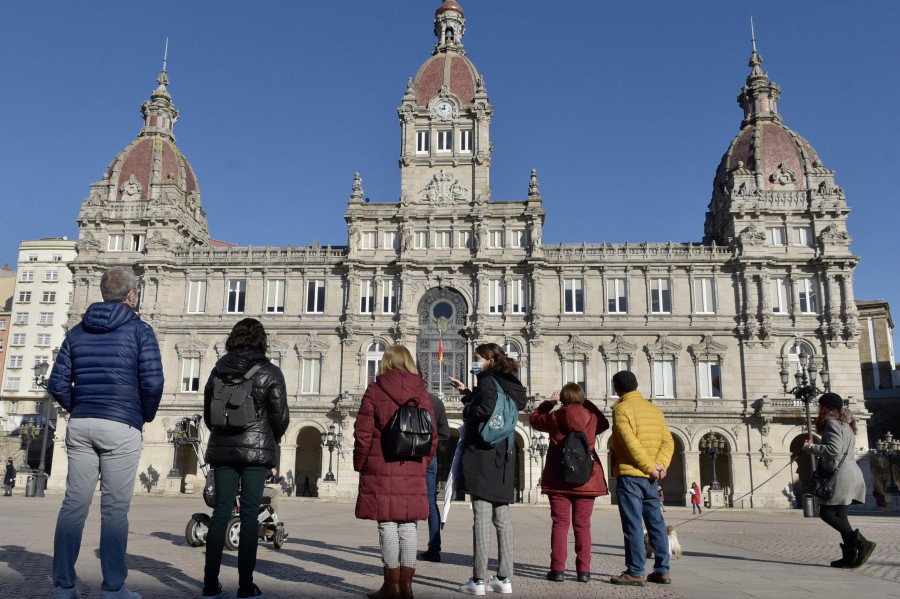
202, 318, 289, 599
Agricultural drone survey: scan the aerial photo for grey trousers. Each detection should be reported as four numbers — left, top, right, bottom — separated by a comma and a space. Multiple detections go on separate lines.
53, 418, 142, 592
472, 498, 514, 580
377, 521, 417, 568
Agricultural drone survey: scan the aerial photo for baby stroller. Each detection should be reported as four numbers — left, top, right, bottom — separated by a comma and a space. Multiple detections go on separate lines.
179, 415, 287, 550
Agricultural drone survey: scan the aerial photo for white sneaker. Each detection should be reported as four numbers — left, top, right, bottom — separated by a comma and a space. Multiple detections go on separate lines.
54, 587, 80, 599
100, 586, 141, 599
459, 577, 486, 596
487, 576, 512, 594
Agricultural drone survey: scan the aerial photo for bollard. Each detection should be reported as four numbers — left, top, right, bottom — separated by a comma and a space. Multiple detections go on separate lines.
33, 473, 47, 497
24, 475, 37, 498
802, 493, 817, 518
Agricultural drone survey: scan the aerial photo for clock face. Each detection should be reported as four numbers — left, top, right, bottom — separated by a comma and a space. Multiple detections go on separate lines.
436, 101, 453, 118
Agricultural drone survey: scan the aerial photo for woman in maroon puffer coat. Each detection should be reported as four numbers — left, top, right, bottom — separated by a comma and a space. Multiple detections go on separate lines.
529, 383, 609, 583
354, 344, 437, 599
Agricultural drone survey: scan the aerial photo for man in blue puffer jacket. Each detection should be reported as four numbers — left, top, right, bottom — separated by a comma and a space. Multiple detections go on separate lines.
48, 266, 164, 599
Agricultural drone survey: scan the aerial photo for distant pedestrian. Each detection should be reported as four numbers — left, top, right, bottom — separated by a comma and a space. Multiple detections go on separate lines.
48, 266, 164, 599
419, 392, 450, 563
449, 343, 528, 596
530, 383, 609, 583
803, 393, 875, 568
4, 457, 15, 496
690, 482, 702, 514
658, 487, 666, 512
202, 318, 290, 599
608, 371, 674, 587
354, 345, 437, 599
302, 475, 312, 497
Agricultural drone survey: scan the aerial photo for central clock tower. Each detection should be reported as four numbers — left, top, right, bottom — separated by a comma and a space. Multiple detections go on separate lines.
398, 0, 493, 205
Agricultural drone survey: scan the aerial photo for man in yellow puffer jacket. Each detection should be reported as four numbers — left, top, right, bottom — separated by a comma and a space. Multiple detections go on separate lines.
609, 371, 674, 587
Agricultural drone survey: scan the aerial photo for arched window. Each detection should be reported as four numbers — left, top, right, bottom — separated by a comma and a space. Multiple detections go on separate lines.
366, 342, 386, 386
502, 340, 521, 363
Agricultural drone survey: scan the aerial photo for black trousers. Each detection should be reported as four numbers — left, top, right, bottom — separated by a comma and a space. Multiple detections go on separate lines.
819, 504, 854, 541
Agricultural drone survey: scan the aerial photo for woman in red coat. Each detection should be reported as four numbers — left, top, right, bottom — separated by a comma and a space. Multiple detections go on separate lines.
354, 345, 437, 598
529, 383, 609, 583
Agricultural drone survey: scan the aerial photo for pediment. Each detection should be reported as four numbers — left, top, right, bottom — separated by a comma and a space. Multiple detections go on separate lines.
599, 334, 638, 359
645, 335, 683, 358
688, 335, 728, 361
175, 334, 209, 358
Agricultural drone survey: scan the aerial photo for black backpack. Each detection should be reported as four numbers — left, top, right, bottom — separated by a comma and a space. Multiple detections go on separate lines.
384, 398, 434, 458
555, 430, 594, 485
208, 363, 264, 430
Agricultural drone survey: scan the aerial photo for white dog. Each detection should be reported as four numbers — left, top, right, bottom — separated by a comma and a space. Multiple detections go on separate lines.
644, 526, 682, 559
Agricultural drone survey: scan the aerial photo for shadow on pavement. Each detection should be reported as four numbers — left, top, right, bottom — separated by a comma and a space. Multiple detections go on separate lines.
0, 544, 52, 588
95, 547, 204, 594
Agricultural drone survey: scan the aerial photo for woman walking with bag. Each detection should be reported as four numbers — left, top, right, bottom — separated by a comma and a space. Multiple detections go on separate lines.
529, 383, 609, 583
202, 319, 289, 599
354, 345, 437, 598
448, 343, 528, 596
803, 392, 875, 568
689, 482, 702, 514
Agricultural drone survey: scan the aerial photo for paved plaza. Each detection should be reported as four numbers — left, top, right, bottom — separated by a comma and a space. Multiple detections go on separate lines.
0, 493, 897, 598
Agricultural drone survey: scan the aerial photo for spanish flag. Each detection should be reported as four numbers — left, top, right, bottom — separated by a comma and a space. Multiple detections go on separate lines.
438, 336, 444, 363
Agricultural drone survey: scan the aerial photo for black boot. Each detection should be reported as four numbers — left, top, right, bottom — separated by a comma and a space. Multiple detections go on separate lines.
830, 543, 856, 568
853, 529, 876, 567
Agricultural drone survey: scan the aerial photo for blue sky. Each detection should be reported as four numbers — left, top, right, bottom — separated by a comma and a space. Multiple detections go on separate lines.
2, 1, 898, 334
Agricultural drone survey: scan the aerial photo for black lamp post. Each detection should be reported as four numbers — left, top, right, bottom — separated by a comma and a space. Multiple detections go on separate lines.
321, 424, 342, 482
530, 432, 549, 486
872, 432, 900, 494
699, 432, 725, 491
18, 419, 38, 472
29, 347, 60, 497
166, 419, 188, 478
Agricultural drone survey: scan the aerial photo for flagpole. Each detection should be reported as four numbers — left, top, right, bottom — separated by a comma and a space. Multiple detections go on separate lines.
436, 316, 448, 400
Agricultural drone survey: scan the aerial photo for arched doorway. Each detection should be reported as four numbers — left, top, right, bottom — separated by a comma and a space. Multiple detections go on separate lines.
790, 433, 817, 505
294, 427, 324, 497
174, 443, 200, 493
416, 287, 469, 396
660, 435, 686, 506
699, 433, 732, 501
606, 437, 617, 505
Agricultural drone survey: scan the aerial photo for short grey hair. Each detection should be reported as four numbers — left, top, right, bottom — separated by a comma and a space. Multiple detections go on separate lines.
100, 266, 137, 302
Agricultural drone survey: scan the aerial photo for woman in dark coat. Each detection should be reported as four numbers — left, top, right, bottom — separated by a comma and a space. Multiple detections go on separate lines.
803, 392, 875, 568
201, 318, 289, 599
354, 344, 437, 599
4, 456, 15, 496
530, 383, 609, 583
448, 343, 528, 596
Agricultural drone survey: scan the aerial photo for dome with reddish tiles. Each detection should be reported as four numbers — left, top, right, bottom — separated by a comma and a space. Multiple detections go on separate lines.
436, 0, 464, 18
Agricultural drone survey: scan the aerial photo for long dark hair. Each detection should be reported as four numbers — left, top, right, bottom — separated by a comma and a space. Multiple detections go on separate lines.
225, 318, 268, 353
814, 405, 857, 435
474, 343, 518, 375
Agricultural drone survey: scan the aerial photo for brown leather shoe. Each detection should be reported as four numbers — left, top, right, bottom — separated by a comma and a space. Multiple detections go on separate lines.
647, 571, 672, 584
610, 571, 646, 586
367, 567, 401, 599
399, 566, 415, 597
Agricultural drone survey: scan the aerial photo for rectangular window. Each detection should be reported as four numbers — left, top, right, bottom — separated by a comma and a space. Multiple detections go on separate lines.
44, 270, 59, 282
488, 230, 503, 248
382, 280, 398, 314
436, 130, 452, 153
792, 226, 812, 246
187, 281, 206, 314
771, 277, 789, 314
510, 279, 527, 314
131, 233, 145, 252
564, 360, 586, 392
460, 129, 473, 153
14, 313, 28, 325
653, 360, 675, 397
416, 131, 430, 154
20, 271, 34, 282
361, 231, 375, 249
18, 291, 31, 302
9, 356, 22, 368
767, 227, 786, 246
36, 334, 51, 346
107, 234, 124, 251
227, 280, 246, 314
266, 280, 285, 313
511, 230, 526, 248
650, 278, 672, 314
27, 254, 38, 262
459, 231, 472, 248
0, 320, 6, 330
52, 254, 62, 262
414, 231, 428, 249
799, 278, 818, 314
306, 280, 325, 314
42, 291, 56, 302
360, 280, 375, 313
6, 377, 19, 391
181, 358, 200, 392
301, 358, 321, 394
384, 231, 397, 250
607, 278, 627, 314
694, 277, 716, 314
435, 231, 451, 248
12, 334, 25, 346
39, 312, 54, 325
699, 361, 721, 398
488, 280, 504, 314
564, 279, 584, 314
34, 356, 49, 367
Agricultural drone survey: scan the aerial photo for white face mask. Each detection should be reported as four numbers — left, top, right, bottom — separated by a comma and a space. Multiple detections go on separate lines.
471, 362, 483, 375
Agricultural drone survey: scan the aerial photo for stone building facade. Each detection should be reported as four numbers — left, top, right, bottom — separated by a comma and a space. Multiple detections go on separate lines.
49, 1, 872, 508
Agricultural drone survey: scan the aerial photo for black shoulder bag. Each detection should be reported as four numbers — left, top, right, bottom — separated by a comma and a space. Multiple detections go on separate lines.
806, 430, 851, 501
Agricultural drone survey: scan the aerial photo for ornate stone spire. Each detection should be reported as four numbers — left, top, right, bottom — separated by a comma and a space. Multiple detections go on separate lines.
139, 40, 180, 141
434, 1, 466, 55
737, 21, 782, 127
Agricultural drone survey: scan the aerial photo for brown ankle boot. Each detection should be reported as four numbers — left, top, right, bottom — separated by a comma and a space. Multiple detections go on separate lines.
367, 567, 400, 599
399, 566, 415, 597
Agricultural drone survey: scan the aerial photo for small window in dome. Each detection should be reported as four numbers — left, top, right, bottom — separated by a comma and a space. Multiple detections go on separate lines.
433, 301, 453, 320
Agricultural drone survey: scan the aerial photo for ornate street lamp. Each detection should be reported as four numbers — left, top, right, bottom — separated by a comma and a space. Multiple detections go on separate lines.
699, 432, 726, 491
872, 432, 900, 494
18, 419, 38, 473
321, 424, 342, 482
28, 347, 60, 497
530, 432, 549, 486
166, 419, 189, 477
